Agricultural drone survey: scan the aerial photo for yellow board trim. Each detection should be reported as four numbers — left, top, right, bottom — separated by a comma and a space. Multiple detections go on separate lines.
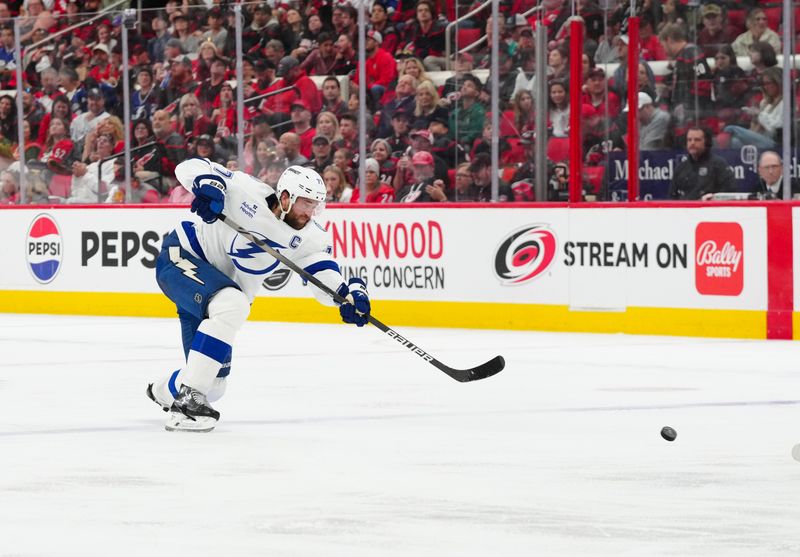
0, 290, 766, 339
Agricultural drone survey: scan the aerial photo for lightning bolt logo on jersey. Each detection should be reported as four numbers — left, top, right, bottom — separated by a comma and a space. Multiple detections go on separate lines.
227, 232, 286, 275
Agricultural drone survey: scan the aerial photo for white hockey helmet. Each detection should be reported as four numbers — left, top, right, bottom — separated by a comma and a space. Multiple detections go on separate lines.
275, 165, 327, 219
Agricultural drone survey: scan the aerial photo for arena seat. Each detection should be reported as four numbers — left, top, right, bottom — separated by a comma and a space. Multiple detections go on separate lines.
584, 166, 605, 194
763, 7, 781, 31
456, 28, 483, 50
726, 9, 746, 34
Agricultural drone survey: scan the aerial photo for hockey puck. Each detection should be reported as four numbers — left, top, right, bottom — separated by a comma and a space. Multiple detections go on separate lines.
660, 426, 677, 442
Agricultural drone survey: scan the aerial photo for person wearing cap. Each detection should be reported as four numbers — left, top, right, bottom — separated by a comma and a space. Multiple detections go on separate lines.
262, 55, 320, 127
428, 115, 460, 168
393, 151, 447, 203
87, 43, 119, 88
659, 23, 713, 125
305, 135, 334, 175
669, 126, 735, 200
623, 92, 671, 151
448, 73, 486, 147
581, 67, 621, 121
370, 2, 399, 54
252, 58, 277, 94
610, 34, 656, 102
697, 4, 736, 58
290, 99, 316, 159
408, 128, 448, 180
162, 38, 183, 66
299, 32, 337, 77
191, 134, 225, 165
350, 157, 395, 203
171, 11, 201, 54
242, 4, 270, 53
352, 29, 397, 111
159, 56, 199, 110
386, 109, 412, 156
70, 87, 109, 143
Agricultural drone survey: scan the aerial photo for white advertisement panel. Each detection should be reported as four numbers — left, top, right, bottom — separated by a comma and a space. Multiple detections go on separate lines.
1, 205, 768, 311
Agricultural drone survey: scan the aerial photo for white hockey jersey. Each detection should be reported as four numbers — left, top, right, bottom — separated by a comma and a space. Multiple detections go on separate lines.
173, 157, 344, 304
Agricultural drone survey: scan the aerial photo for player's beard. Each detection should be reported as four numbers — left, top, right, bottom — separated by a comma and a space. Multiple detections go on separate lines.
284, 211, 309, 230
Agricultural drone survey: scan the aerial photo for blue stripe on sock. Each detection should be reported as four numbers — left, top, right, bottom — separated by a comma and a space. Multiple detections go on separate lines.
190, 331, 232, 363
168, 369, 180, 397
217, 360, 231, 378
304, 260, 340, 275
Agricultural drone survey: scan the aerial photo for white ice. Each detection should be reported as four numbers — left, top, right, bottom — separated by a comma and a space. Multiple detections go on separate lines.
1, 314, 799, 556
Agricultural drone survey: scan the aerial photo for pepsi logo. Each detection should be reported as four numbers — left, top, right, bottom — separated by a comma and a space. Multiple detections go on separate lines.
494, 225, 557, 285
26, 214, 63, 284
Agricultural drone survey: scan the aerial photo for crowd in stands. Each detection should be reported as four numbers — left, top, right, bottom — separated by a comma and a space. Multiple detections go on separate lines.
0, 0, 796, 206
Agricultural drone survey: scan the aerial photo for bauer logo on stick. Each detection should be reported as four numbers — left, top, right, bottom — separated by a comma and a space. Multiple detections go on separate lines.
26, 214, 63, 284
494, 225, 557, 285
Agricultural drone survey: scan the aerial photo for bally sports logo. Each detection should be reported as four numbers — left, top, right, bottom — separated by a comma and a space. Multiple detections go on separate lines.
26, 214, 63, 284
695, 222, 743, 296
494, 225, 557, 285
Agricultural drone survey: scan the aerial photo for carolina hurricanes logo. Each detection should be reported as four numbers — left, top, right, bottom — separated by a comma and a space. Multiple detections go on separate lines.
494, 225, 557, 285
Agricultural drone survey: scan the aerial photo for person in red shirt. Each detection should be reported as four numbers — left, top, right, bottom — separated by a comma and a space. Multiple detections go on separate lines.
289, 99, 316, 159
87, 43, 119, 87
350, 157, 395, 203
352, 30, 398, 112
262, 56, 321, 127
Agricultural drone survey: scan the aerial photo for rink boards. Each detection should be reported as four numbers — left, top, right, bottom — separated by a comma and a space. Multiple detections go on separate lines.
1, 203, 798, 339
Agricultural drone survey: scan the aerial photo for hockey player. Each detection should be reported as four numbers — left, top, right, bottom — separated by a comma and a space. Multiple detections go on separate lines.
147, 159, 370, 432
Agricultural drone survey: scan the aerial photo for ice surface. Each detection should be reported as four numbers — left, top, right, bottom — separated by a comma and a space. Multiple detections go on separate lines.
1, 314, 799, 556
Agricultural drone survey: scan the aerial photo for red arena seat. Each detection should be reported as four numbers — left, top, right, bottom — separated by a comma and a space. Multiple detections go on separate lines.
456, 28, 482, 50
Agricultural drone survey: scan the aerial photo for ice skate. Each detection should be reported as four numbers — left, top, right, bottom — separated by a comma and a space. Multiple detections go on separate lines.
165, 385, 220, 433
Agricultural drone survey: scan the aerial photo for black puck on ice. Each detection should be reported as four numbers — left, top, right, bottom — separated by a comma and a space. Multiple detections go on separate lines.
661, 426, 677, 442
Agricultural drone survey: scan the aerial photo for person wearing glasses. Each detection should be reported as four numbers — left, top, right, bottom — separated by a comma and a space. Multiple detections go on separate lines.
753, 151, 799, 200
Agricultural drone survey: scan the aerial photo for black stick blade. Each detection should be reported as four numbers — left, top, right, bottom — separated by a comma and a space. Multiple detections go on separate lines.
442, 355, 506, 383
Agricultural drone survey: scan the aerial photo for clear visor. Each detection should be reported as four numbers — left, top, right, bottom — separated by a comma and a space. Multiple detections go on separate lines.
294, 196, 326, 217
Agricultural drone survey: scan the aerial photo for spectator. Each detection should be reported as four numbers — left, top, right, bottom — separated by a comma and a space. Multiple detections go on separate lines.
299, 32, 337, 76
0, 169, 18, 204
87, 43, 118, 87
66, 133, 116, 204
370, 2, 399, 54
723, 66, 782, 150
151, 108, 187, 179
429, 115, 462, 168
441, 52, 474, 99
413, 80, 447, 130
697, 4, 737, 58
194, 41, 222, 83
35, 67, 59, 113
315, 111, 342, 143
511, 48, 537, 100
252, 58, 276, 95
394, 151, 447, 203
80, 115, 123, 162
242, 5, 269, 53
669, 127, 735, 199
582, 68, 621, 122
319, 78, 347, 119
731, 8, 781, 57
638, 12, 667, 61
148, 14, 171, 63
171, 12, 200, 54
14, 120, 42, 162
469, 152, 512, 201
333, 147, 355, 186
333, 113, 358, 153
37, 95, 71, 145
39, 115, 74, 197
201, 8, 227, 52
547, 44, 569, 82
331, 4, 357, 42
745, 41, 778, 91
408, 128, 448, 180
131, 118, 169, 194
753, 151, 798, 200
377, 74, 417, 138
401, 0, 447, 71
305, 135, 334, 175
162, 38, 183, 67
386, 110, 412, 156
70, 88, 108, 143
246, 139, 274, 181
176, 93, 215, 145
712, 45, 750, 125
332, 33, 357, 76
659, 23, 712, 125
548, 80, 570, 138
470, 121, 513, 165
289, 99, 316, 159
197, 58, 228, 117
210, 82, 236, 143
447, 73, 485, 147
192, 134, 226, 165
132, 68, 160, 121
370, 137, 397, 184
352, 157, 395, 203
323, 164, 353, 203
278, 131, 308, 166
400, 57, 433, 88
611, 35, 656, 102
159, 56, 198, 111
478, 51, 517, 107
626, 92, 671, 150
353, 30, 397, 111
452, 162, 479, 201
262, 56, 320, 126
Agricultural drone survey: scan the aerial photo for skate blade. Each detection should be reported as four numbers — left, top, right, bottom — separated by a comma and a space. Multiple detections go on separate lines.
165, 413, 217, 433
146, 383, 171, 412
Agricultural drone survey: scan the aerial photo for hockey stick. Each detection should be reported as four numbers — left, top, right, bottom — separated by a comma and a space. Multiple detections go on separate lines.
218, 214, 505, 382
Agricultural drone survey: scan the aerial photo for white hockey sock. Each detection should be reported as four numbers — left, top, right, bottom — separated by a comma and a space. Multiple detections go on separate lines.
180, 319, 235, 394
